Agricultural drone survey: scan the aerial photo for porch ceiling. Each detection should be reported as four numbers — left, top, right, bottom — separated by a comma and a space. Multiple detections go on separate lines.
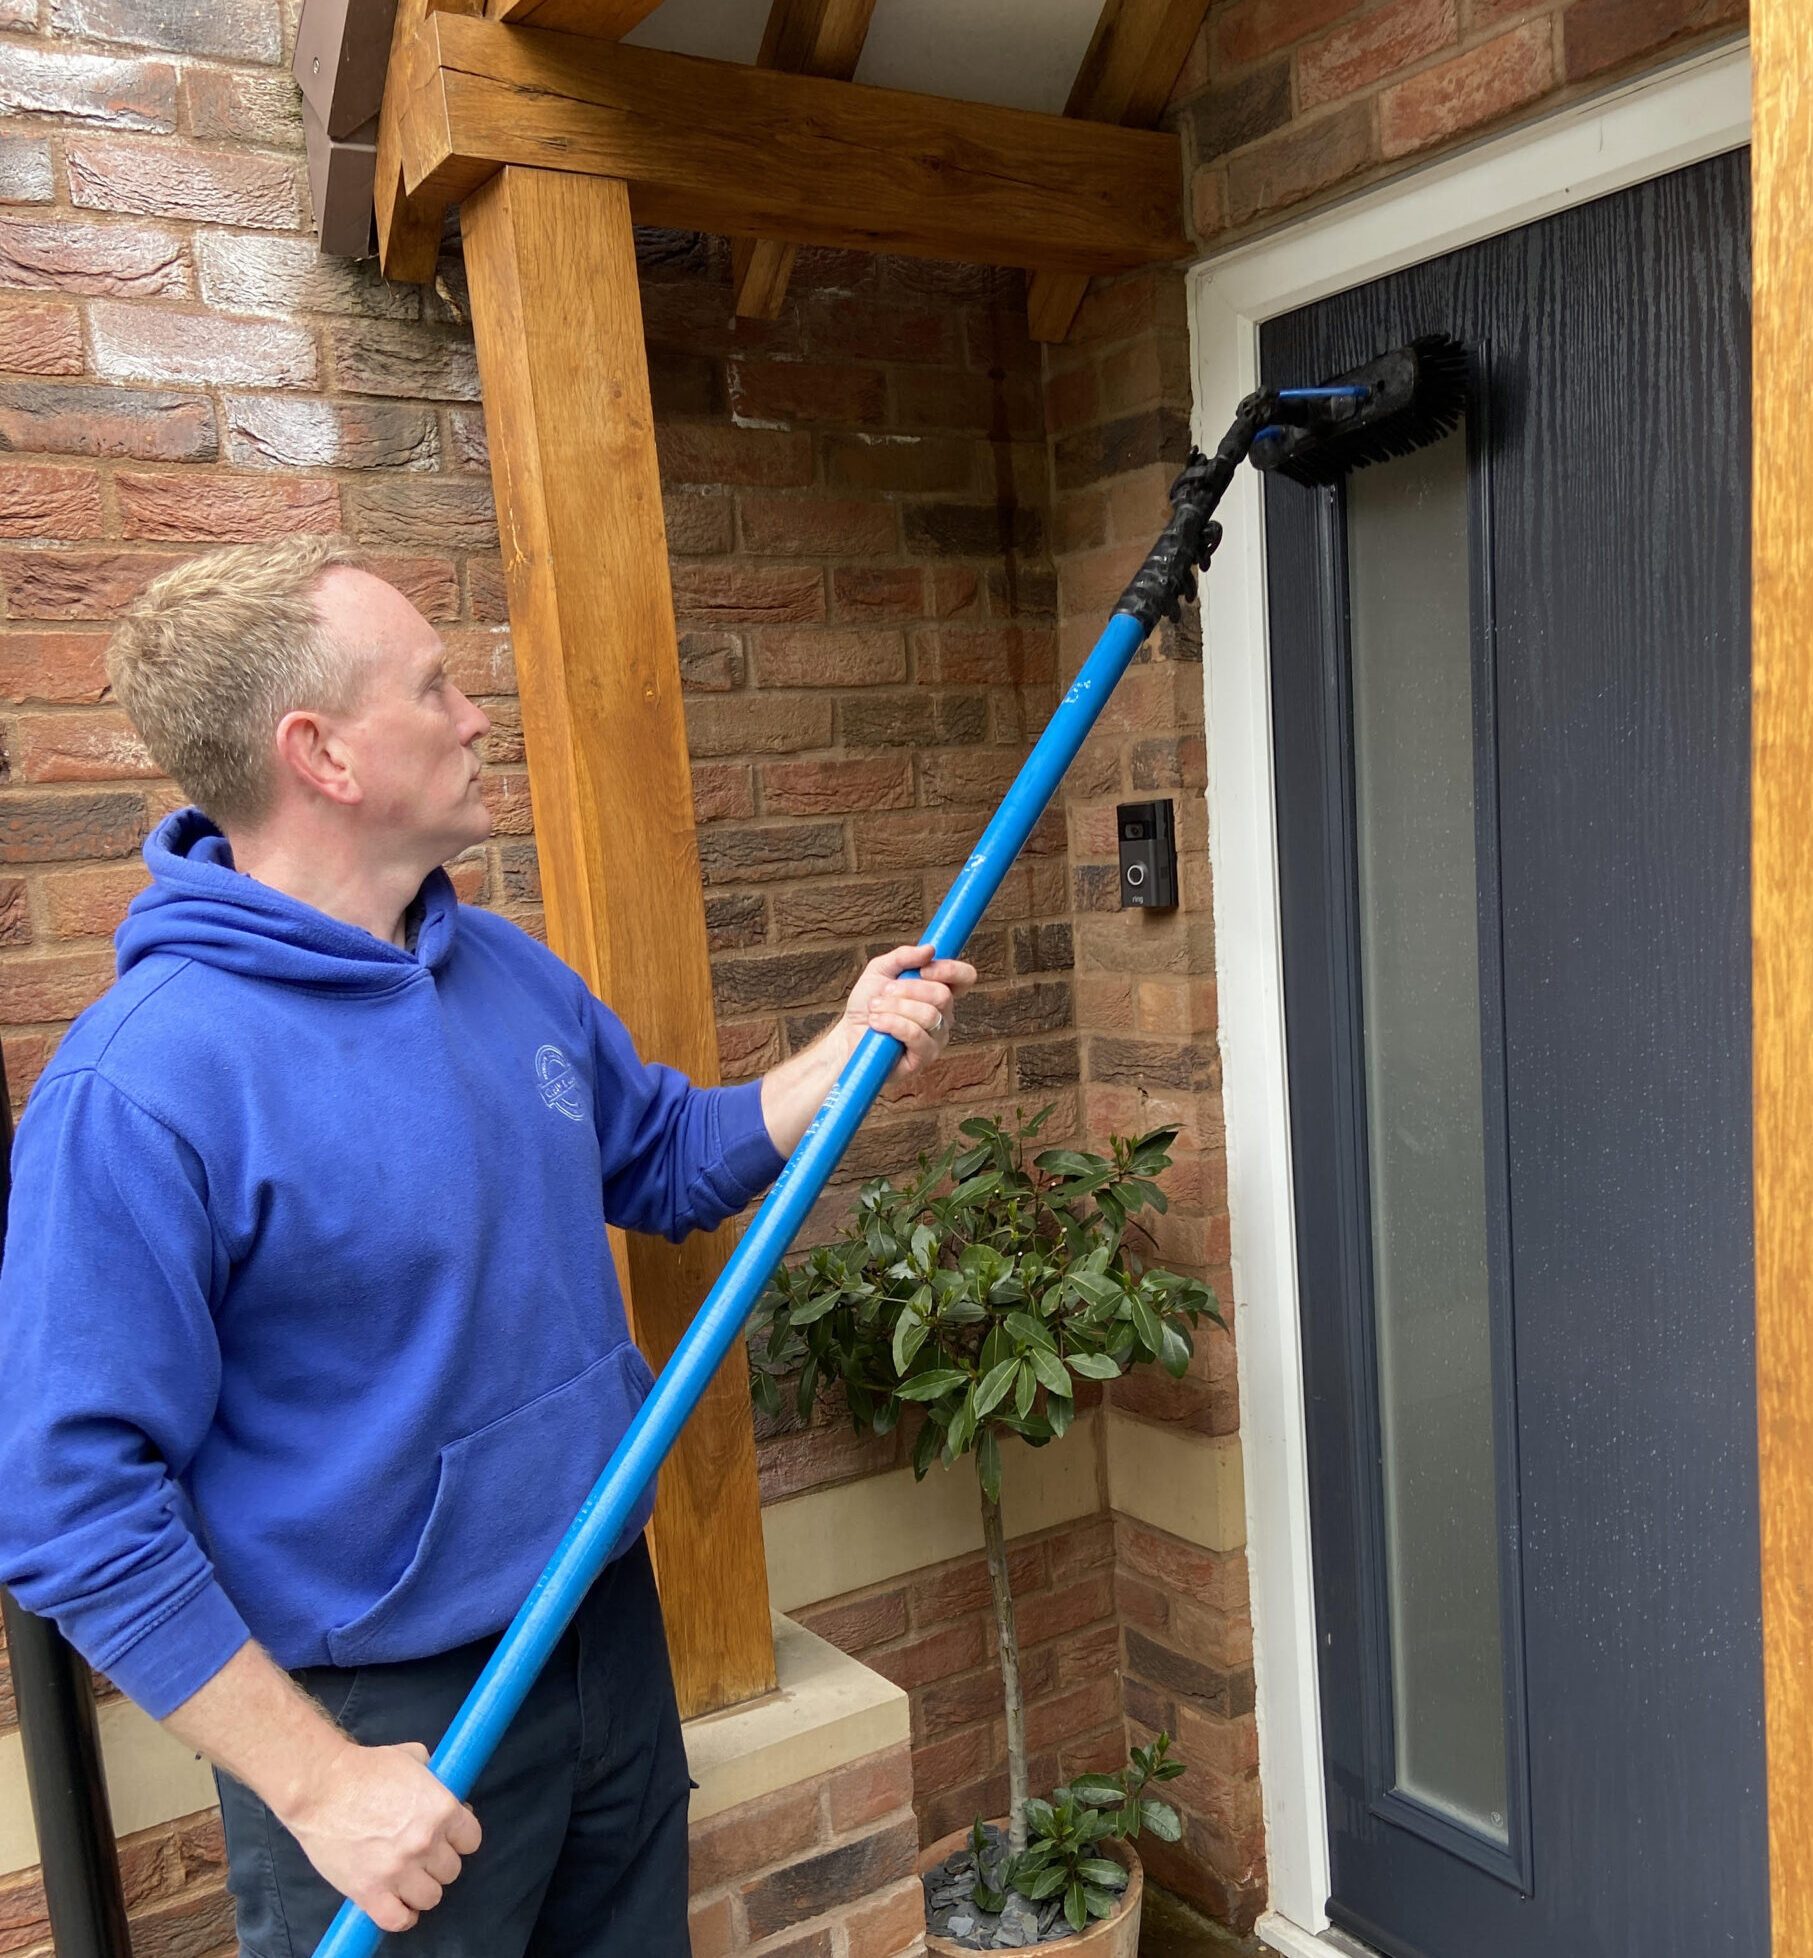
622, 0, 1109, 115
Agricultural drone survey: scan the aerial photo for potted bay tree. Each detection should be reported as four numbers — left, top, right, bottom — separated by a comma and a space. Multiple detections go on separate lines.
750, 1107, 1216, 1952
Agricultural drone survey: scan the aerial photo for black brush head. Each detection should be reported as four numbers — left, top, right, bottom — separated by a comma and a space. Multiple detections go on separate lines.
1252, 332, 1469, 487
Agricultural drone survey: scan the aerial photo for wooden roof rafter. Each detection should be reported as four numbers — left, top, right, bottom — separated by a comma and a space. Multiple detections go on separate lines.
1028, 0, 1211, 342
732, 0, 881, 320
380, 12, 1189, 278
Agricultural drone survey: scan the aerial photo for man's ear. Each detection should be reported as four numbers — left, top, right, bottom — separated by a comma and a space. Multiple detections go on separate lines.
273, 707, 362, 807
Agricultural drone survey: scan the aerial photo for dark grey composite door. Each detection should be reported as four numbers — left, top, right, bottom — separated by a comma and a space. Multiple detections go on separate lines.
1263, 150, 1764, 1958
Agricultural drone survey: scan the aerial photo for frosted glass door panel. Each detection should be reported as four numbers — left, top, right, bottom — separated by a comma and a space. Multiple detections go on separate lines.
1346, 425, 1509, 1843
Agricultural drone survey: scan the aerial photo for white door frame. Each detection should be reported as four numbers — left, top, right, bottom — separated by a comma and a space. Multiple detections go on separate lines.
1186, 43, 1753, 1956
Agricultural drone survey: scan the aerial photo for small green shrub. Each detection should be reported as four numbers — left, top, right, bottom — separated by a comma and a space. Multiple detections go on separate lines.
750, 1106, 1221, 1871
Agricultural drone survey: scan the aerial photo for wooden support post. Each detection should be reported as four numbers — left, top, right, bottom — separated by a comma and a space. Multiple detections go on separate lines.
460, 165, 777, 1719
1754, 5, 1813, 1951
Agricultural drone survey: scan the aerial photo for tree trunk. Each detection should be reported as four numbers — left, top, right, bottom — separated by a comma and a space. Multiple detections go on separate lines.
980, 1478, 1029, 1857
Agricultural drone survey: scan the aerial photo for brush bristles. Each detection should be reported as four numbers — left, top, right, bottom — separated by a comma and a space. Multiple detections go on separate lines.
1265, 333, 1469, 487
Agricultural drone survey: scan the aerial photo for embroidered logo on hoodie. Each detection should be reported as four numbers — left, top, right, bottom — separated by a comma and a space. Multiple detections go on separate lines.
536, 1043, 585, 1121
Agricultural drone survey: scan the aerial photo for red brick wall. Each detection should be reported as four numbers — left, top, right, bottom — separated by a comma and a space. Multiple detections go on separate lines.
688, 1742, 923, 1958
1172, 0, 1748, 246
795, 1514, 1126, 1857
1041, 259, 1260, 1930
0, 1809, 234, 1958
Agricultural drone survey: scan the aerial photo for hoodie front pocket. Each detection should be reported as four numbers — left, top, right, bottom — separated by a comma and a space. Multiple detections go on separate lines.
325, 1341, 659, 1668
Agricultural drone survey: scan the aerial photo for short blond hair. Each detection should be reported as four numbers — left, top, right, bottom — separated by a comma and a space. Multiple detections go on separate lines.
107, 536, 364, 829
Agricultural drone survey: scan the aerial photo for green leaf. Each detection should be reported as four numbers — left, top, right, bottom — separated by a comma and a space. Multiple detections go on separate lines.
1068, 1780, 1124, 1809
1014, 1357, 1037, 1419
951, 1170, 1004, 1205
1020, 1863, 1068, 1900
897, 1368, 969, 1400
978, 1426, 1002, 1503
1083, 1886, 1122, 1919
1022, 1798, 1057, 1837
1066, 1350, 1122, 1381
787, 1292, 840, 1327
1065, 1881, 1088, 1932
974, 1357, 1020, 1417
891, 1311, 927, 1377
1069, 1270, 1122, 1312
1028, 1345, 1072, 1397
1076, 1859, 1125, 1888
911, 1416, 941, 1477
1048, 1393, 1074, 1439
1036, 1148, 1108, 1178
1130, 1291, 1167, 1358
1139, 1799, 1183, 1842
1158, 1319, 1192, 1377
910, 1222, 938, 1270
971, 1879, 1006, 1914
979, 1322, 1014, 1374
1005, 1310, 1055, 1351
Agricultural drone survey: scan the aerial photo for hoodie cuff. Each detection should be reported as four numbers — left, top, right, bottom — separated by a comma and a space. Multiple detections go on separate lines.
714, 1079, 786, 1207
102, 1577, 252, 1721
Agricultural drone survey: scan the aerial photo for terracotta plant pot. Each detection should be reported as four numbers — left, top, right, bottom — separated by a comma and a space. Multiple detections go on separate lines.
916, 1820, 1144, 1958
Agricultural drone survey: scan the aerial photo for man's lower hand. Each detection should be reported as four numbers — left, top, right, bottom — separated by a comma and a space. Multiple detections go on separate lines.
281, 1737, 483, 1935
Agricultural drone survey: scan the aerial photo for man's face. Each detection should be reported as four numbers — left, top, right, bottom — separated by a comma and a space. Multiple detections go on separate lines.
313, 568, 493, 865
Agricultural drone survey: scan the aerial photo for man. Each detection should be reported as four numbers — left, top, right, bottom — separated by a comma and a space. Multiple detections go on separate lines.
0, 536, 975, 1955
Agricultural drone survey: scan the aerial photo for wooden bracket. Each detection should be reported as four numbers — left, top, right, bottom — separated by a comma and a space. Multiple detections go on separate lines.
374, 0, 481, 282
731, 0, 880, 321
489, 0, 664, 29
1027, 0, 1210, 343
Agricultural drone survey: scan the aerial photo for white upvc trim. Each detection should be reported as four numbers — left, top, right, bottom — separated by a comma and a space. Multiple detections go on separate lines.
1185, 41, 1752, 1945
1257, 1914, 1377, 1958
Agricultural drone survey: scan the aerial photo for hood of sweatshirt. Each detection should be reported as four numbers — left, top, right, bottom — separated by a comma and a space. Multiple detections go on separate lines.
115, 806, 459, 990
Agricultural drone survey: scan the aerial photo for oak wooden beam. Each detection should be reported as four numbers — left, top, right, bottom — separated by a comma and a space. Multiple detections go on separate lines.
1027, 0, 1209, 343
373, 0, 479, 281
731, 0, 879, 320
396, 11, 1190, 274
487, 0, 663, 37
460, 164, 777, 1720
1754, 3, 1813, 1948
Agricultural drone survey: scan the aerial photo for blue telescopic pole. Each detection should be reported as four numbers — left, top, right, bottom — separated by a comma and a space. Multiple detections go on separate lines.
312, 434, 1242, 1958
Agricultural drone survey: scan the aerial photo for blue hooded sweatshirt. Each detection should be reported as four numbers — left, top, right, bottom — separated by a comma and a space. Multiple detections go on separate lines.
0, 809, 784, 1719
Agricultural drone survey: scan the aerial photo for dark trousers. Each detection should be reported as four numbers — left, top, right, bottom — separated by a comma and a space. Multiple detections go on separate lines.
217, 1539, 694, 1958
